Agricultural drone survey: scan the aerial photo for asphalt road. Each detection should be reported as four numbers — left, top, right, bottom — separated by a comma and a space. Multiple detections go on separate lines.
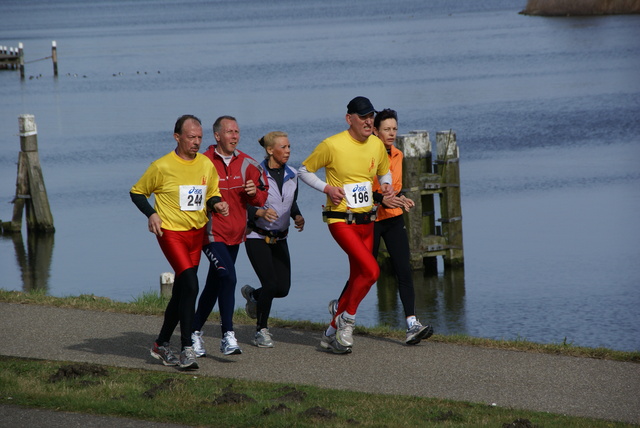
1, 302, 638, 426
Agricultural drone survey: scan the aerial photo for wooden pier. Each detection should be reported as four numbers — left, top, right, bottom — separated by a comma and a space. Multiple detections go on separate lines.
378, 130, 464, 273
0, 44, 23, 72
0, 42, 59, 78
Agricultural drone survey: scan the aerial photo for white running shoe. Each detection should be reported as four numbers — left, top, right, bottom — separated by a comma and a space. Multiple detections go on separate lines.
191, 330, 206, 357
179, 346, 199, 370
335, 313, 355, 347
220, 331, 242, 355
320, 332, 352, 354
150, 342, 179, 366
252, 328, 274, 348
328, 299, 338, 318
405, 321, 434, 345
241, 284, 258, 319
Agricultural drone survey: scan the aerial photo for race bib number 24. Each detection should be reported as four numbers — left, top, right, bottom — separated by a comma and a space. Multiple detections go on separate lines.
179, 185, 206, 211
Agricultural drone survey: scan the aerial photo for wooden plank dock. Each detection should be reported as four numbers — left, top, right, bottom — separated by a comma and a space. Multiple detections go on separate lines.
0, 44, 22, 69
0, 42, 58, 77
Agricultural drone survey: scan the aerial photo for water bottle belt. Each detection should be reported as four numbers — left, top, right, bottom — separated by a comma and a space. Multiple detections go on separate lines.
250, 225, 288, 239
322, 210, 377, 225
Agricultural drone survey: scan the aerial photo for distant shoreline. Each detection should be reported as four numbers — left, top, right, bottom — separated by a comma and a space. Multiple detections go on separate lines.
520, 0, 640, 16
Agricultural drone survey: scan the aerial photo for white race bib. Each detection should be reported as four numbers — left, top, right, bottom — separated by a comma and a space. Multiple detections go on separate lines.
343, 181, 372, 208
179, 185, 206, 211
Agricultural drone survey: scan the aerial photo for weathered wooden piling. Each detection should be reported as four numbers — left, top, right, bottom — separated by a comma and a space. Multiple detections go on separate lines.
0, 44, 21, 71
18, 42, 24, 78
392, 131, 435, 271
388, 129, 464, 272
435, 131, 464, 267
1, 115, 55, 234
0, 41, 59, 77
160, 272, 174, 298
51, 40, 58, 77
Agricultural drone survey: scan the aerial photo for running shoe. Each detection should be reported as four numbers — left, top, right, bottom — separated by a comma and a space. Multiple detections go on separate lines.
328, 299, 338, 318
179, 346, 199, 370
335, 313, 355, 347
320, 332, 352, 354
241, 284, 258, 319
252, 328, 274, 348
220, 331, 242, 355
405, 321, 434, 345
191, 330, 206, 357
150, 342, 179, 366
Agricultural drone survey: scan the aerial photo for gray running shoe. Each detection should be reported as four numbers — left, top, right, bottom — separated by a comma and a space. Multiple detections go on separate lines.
320, 332, 352, 354
150, 342, 179, 366
241, 284, 258, 319
328, 299, 338, 318
191, 330, 206, 357
252, 328, 274, 348
405, 321, 434, 345
179, 346, 199, 370
335, 313, 355, 347
220, 331, 242, 355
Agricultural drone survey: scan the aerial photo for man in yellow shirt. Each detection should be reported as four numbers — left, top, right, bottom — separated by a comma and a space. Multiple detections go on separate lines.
130, 114, 228, 370
299, 96, 394, 353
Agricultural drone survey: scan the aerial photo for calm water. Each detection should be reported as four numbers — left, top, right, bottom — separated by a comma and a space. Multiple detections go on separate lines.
1, 0, 639, 351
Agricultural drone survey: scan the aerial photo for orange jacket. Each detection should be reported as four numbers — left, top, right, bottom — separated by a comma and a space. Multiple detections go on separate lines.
373, 145, 403, 221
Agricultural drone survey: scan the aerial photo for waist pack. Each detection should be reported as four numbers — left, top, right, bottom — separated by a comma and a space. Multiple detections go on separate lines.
322, 208, 377, 225
250, 225, 288, 244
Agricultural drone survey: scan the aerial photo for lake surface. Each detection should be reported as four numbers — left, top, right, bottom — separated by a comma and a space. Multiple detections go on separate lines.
1, 0, 639, 351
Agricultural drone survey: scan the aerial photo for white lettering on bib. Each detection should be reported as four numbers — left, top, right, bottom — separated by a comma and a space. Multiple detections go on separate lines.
179, 185, 206, 211
343, 181, 372, 208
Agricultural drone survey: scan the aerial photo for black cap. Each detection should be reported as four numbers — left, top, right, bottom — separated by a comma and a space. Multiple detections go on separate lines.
347, 96, 376, 116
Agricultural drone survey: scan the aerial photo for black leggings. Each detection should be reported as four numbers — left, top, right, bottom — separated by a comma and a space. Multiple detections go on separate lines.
156, 266, 199, 349
373, 215, 416, 318
245, 238, 292, 329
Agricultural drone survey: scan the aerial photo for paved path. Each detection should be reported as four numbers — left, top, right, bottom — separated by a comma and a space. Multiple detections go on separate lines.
1, 302, 639, 426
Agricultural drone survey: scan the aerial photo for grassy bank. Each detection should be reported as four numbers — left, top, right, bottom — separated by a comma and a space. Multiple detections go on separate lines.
1, 289, 638, 363
1, 356, 636, 428
520, 0, 640, 16
1, 289, 639, 427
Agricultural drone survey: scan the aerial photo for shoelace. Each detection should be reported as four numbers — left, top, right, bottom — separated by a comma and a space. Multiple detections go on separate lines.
225, 332, 238, 347
340, 315, 355, 331
193, 335, 205, 350
259, 329, 272, 338
160, 346, 174, 356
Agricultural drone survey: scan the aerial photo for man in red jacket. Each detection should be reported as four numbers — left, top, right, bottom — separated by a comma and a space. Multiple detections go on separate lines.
191, 115, 269, 356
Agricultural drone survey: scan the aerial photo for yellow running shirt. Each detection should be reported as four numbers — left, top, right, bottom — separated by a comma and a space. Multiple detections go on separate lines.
130, 151, 220, 231
303, 130, 390, 220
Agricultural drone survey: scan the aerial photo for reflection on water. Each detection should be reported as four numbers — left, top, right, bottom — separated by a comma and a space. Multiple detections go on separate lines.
4, 231, 54, 293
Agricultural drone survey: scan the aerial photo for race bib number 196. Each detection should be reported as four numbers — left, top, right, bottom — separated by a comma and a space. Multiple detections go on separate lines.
179, 185, 206, 211
343, 181, 372, 209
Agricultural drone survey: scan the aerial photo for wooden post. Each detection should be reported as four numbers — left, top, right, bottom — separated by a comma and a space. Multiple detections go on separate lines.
160, 272, 174, 297
382, 128, 465, 274
9, 151, 30, 231
436, 131, 464, 267
396, 131, 436, 270
5, 115, 55, 233
51, 41, 58, 77
18, 43, 25, 79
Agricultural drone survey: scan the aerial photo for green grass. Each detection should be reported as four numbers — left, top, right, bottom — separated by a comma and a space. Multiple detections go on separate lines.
1, 355, 636, 428
1, 288, 639, 426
